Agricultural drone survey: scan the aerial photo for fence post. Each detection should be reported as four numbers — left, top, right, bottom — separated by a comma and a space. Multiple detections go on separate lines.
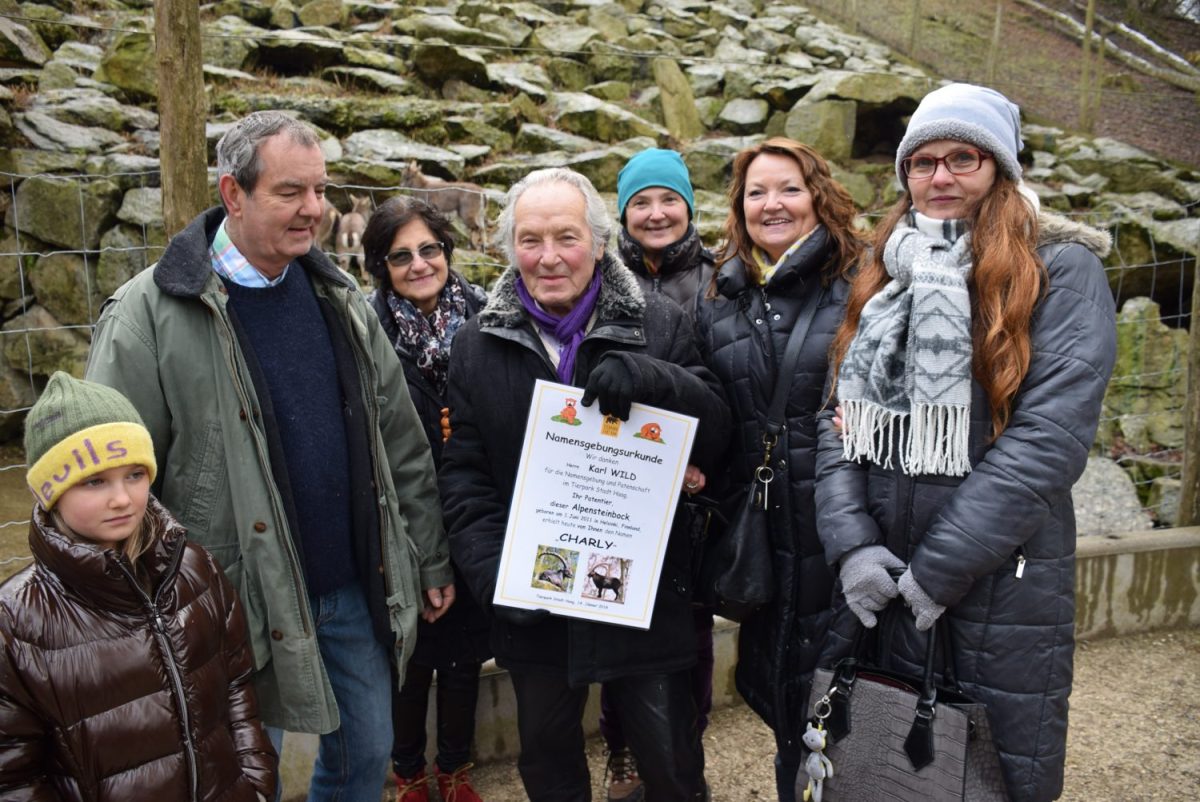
1079, 0, 1098, 133
986, 0, 1004, 85
154, 0, 208, 237
907, 0, 922, 55
1180, 256, 1200, 526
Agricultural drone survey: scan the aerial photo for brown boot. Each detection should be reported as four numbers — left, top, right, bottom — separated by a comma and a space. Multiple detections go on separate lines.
604, 747, 645, 802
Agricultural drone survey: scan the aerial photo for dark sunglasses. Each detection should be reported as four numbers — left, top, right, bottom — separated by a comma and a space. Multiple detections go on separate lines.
901, 149, 991, 179
385, 242, 445, 268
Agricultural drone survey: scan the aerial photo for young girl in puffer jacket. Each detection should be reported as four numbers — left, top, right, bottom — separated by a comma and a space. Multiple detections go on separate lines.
0, 372, 277, 801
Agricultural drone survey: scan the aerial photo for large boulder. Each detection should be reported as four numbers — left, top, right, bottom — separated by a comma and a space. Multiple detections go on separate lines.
255, 27, 344, 73
0, 17, 51, 66
116, 188, 164, 228
341, 130, 466, 176
95, 28, 156, 99
97, 223, 165, 298
0, 231, 44, 301
32, 88, 158, 132
652, 57, 702, 142
1073, 457, 1154, 536
717, 98, 769, 135
2, 304, 90, 378
413, 40, 489, 88
0, 361, 36, 440
514, 124, 600, 154
297, 0, 346, 28
550, 92, 667, 143
202, 15, 263, 70
28, 251, 104, 327
402, 14, 509, 48
782, 99, 856, 162
487, 62, 552, 102
529, 24, 601, 53
13, 111, 126, 153
321, 66, 415, 94
473, 14, 532, 47
7, 176, 122, 250
1100, 297, 1189, 452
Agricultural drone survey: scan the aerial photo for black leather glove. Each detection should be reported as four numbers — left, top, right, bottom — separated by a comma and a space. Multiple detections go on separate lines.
493, 605, 551, 626
581, 352, 641, 420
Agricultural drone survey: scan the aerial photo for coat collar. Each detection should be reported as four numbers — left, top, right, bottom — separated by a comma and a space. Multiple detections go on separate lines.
1036, 210, 1111, 258
153, 206, 357, 298
715, 224, 833, 299
477, 250, 646, 329
29, 497, 187, 613
617, 224, 710, 279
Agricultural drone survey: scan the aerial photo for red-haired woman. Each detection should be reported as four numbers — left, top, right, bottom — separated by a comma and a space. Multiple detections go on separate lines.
693, 137, 864, 801
816, 83, 1116, 801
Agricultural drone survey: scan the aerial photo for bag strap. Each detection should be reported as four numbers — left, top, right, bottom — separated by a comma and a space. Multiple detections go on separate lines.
764, 284, 825, 437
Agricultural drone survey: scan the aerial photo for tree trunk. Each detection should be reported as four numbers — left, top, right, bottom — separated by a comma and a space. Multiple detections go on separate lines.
154, 0, 209, 237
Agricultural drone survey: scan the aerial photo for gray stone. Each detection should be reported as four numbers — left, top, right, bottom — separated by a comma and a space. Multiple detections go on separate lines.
1, 304, 90, 377
29, 251, 103, 327
652, 57, 702, 142
587, 4, 630, 41
830, 165, 876, 209
344, 45, 408, 74
256, 27, 345, 73
783, 99, 856, 162
203, 64, 260, 84
13, 111, 126, 153
213, 91, 445, 135
545, 57, 593, 91
683, 135, 764, 191
404, 14, 508, 47
95, 29, 156, 99
0, 17, 50, 66
270, 0, 299, 28
487, 62, 552, 102
448, 144, 492, 164
33, 88, 158, 131
717, 98, 769, 134
695, 96, 724, 129
778, 50, 815, 71
1073, 457, 1154, 536
753, 74, 821, 111
321, 66, 415, 94
1098, 192, 1187, 222
474, 14, 532, 47
37, 60, 77, 91
0, 148, 85, 176
202, 16, 263, 70
98, 223, 165, 298
0, 361, 36, 440
212, 0, 273, 24
515, 123, 600, 154
51, 40, 102, 73
116, 188, 163, 228
298, 0, 346, 27
341, 130, 466, 175
686, 64, 724, 97
445, 117, 513, 151
803, 70, 931, 106
712, 38, 766, 66
1146, 217, 1199, 256
585, 80, 631, 102
550, 92, 667, 144
413, 39, 489, 88
530, 23, 601, 53
0, 231, 42, 301
1146, 477, 1182, 526
7, 175, 122, 250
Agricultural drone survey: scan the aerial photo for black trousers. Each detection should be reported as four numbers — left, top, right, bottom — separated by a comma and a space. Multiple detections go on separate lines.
509, 668, 706, 802
391, 660, 483, 775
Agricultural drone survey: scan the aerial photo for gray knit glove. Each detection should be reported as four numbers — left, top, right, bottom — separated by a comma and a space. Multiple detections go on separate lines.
838, 546, 905, 628
898, 568, 946, 631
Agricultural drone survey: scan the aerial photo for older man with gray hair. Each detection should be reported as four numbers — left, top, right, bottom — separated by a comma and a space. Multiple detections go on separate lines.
86, 110, 455, 800
440, 167, 730, 801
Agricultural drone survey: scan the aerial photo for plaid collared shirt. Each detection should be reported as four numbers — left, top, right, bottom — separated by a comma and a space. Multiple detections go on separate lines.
209, 218, 291, 288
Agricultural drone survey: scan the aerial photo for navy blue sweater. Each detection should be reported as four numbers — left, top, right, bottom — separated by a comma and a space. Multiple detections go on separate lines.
224, 266, 355, 596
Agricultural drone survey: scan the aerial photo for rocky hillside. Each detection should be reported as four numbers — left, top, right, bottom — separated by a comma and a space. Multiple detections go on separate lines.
0, 0, 1195, 507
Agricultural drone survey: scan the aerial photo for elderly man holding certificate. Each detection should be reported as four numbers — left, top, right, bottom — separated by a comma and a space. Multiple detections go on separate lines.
440, 167, 730, 802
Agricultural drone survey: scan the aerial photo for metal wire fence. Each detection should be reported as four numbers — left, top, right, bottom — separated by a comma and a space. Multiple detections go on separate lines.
0, 168, 1194, 576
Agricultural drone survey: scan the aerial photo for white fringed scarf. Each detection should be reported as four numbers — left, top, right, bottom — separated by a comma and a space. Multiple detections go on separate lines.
838, 212, 974, 476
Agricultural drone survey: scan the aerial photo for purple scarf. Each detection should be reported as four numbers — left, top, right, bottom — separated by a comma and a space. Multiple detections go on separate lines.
514, 266, 603, 384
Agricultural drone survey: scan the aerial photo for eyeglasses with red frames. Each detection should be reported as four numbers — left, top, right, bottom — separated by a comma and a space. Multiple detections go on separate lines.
901, 149, 991, 179
385, 242, 445, 268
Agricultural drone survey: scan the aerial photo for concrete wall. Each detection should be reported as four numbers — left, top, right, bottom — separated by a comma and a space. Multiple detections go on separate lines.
279, 527, 1200, 795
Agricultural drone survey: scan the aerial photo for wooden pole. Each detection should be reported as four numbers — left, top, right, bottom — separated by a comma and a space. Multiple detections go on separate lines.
847, 0, 859, 33
1179, 256, 1200, 526
908, 0, 922, 56
1079, 0, 1098, 133
154, 0, 209, 237
986, 0, 1004, 85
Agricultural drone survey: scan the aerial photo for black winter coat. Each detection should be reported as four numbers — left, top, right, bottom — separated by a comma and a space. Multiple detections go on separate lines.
813, 213, 1117, 802
693, 226, 849, 753
368, 273, 491, 669
439, 252, 731, 685
617, 225, 715, 317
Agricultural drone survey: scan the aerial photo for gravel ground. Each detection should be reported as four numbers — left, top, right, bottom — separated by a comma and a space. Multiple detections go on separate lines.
463, 628, 1200, 801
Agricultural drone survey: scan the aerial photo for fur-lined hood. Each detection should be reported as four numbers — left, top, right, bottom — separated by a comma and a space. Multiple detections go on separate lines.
1037, 209, 1111, 259
477, 250, 647, 329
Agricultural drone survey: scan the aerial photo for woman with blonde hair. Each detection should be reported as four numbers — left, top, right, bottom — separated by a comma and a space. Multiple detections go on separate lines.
694, 137, 863, 801
815, 83, 1117, 801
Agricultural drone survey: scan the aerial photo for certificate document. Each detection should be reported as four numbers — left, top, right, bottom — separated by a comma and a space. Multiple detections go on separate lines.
493, 379, 698, 629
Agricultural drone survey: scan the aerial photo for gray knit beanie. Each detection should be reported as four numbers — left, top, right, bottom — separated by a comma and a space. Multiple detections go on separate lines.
896, 83, 1023, 187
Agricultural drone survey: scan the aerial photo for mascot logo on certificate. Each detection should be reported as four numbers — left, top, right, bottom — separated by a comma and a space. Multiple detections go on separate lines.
634, 422, 664, 443
552, 398, 582, 426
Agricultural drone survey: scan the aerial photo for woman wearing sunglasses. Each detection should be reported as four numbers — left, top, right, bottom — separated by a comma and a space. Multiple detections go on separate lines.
815, 83, 1116, 800
363, 196, 490, 802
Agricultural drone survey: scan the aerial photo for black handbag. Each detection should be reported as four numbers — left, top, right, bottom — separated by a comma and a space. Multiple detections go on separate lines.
801, 609, 1007, 801
695, 285, 825, 622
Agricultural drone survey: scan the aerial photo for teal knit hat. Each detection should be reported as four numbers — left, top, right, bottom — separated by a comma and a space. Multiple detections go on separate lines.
617, 148, 695, 222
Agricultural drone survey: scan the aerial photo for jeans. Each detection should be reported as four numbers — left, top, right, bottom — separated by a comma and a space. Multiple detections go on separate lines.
272, 583, 394, 802
391, 660, 483, 775
510, 669, 706, 802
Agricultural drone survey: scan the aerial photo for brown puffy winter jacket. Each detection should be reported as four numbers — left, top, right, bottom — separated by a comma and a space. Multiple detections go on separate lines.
0, 498, 276, 801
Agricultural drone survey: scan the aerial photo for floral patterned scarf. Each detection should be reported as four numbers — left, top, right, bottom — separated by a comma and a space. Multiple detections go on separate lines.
385, 278, 469, 396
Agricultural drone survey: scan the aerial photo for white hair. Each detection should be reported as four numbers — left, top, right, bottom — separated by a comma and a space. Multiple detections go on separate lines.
496, 168, 613, 265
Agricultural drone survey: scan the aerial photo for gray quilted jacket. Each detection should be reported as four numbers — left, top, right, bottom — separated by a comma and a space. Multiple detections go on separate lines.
813, 212, 1117, 801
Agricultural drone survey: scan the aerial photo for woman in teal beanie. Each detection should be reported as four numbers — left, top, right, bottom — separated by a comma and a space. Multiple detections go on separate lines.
615, 148, 715, 318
